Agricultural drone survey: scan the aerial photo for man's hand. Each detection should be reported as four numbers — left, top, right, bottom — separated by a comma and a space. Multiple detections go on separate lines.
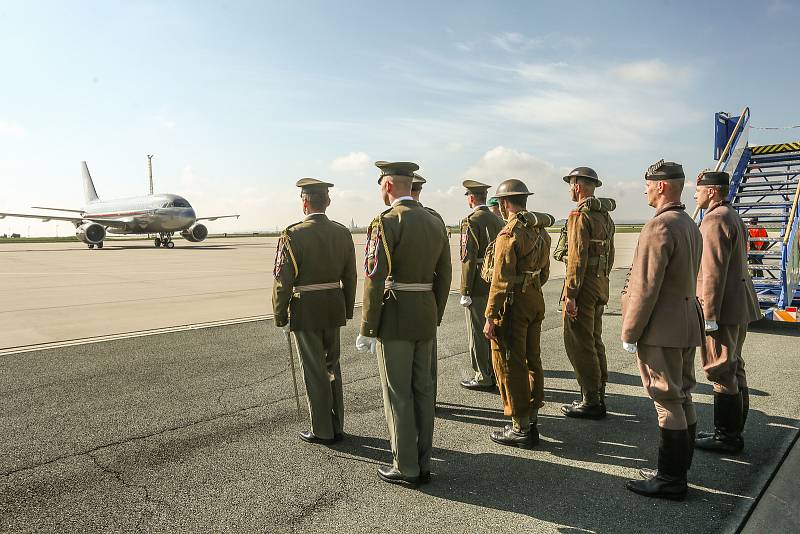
483, 319, 497, 341
622, 341, 638, 354
355, 334, 378, 355
704, 320, 719, 332
564, 297, 578, 321
459, 295, 472, 307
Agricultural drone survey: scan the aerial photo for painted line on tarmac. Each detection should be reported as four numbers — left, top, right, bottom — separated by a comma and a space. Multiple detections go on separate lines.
0, 289, 461, 356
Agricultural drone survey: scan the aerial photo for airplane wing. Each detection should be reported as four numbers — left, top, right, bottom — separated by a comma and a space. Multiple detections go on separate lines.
31, 206, 85, 213
0, 211, 85, 223
195, 214, 240, 222
0, 212, 129, 229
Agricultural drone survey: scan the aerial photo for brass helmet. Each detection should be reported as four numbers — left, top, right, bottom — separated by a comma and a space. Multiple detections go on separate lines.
563, 166, 602, 187
493, 178, 533, 198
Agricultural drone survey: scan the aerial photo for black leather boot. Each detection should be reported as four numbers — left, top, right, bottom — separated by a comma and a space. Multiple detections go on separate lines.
627, 428, 689, 501
696, 392, 744, 453
490, 424, 537, 449
561, 391, 606, 419
639, 423, 696, 480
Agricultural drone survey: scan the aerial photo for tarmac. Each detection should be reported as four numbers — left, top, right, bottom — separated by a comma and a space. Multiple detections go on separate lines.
1, 248, 799, 533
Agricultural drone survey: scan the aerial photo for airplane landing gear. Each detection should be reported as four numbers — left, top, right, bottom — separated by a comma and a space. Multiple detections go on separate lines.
97, 242, 103, 249
156, 233, 175, 248
88, 244, 94, 249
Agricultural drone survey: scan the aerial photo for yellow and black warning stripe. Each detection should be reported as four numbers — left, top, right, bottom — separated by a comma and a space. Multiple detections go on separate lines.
751, 141, 800, 155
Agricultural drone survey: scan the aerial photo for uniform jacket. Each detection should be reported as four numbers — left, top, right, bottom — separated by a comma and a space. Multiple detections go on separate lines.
697, 201, 761, 325
361, 199, 452, 341
461, 206, 505, 298
621, 203, 704, 348
486, 211, 552, 320
564, 196, 616, 301
272, 213, 357, 331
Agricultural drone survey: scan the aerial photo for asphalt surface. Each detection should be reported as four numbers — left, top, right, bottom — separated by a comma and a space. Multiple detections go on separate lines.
2, 269, 799, 533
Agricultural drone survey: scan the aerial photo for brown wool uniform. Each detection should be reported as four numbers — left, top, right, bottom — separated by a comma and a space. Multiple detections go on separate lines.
273, 214, 357, 439
486, 211, 552, 422
621, 202, 703, 430
563, 197, 616, 398
461, 206, 505, 383
362, 199, 452, 477
697, 201, 761, 393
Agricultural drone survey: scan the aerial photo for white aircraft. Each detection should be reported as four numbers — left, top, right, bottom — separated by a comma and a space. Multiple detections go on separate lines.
0, 162, 239, 249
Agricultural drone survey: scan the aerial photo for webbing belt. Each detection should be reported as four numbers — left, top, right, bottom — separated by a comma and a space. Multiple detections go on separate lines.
384, 281, 433, 292
293, 282, 341, 293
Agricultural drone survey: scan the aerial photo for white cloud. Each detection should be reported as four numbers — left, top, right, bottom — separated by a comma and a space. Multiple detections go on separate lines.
0, 121, 26, 139
611, 59, 690, 85
489, 32, 590, 54
154, 115, 176, 129
329, 151, 371, 174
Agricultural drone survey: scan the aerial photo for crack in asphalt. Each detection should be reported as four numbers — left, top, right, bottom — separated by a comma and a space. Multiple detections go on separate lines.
86, 452, 165, 532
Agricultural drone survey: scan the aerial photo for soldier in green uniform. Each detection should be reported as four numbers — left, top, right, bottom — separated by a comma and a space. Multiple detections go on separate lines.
459, 180, 505, 390
356, 161, 452, 486
272, 178, 357, 444
410, 172, 445, 402
560, 167, 616, 419
483, 179, 554, 448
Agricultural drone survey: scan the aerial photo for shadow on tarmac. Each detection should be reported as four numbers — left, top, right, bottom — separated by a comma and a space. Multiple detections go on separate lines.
333, 391, 799, 533
748, 319, 800, 337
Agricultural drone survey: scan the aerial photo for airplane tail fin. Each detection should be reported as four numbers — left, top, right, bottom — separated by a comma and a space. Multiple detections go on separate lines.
81, 161, 99, 203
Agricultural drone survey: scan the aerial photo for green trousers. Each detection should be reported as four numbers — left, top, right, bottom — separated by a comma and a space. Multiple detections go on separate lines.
465, 294, 492, 384
431, 335, 438, 401
376, 338, 435, 477
293, 328, 344, 440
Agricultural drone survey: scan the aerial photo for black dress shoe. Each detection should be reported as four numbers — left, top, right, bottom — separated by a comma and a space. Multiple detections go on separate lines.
460, 378, 495, 391
419, 471, 431, 484
490, 425, 538, 449
333, 432, 344, 443
561, 402, 606, 419
626, 475, 687, 501
377, 466, 419, 487
299, 431, 336, 445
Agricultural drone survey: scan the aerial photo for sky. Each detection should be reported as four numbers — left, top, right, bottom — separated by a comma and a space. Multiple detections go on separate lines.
2, 0, 800, 236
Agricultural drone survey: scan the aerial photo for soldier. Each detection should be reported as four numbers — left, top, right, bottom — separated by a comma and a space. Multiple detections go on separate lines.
622, 160, 703, 501
410, 172, 445, 401
560, 167, 616, 419
483, 179, 553, 448
459, 180, 505, 391
487, 196, 503, 219
272, 178, 357, 444
693, 170, 761, 453
356, 161, 452, 486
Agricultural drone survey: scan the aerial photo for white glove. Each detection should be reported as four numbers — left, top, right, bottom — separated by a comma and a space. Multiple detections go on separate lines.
355, 334, 378, 355
460, 295, 472, 307
622, 341, 638, 354
704, 320, 719, 332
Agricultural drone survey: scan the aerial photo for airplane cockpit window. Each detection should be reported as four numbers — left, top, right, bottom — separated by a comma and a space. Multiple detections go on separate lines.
173, 199, 190, 208
162, 201, 173, 208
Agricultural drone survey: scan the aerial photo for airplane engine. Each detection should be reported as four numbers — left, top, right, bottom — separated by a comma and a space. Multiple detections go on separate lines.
181, 223, 208, 243
76, 222, 106, 245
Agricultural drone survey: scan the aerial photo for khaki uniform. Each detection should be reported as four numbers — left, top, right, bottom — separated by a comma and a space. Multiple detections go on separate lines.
562, 196, 615, 401
273, 213, 357, 439
697, 201, 761, 393
460, 206, 505, 384
485, 211, 552, 425
621, 202, 703, 430
362, 199, 452, 477
422, 204, 445, 400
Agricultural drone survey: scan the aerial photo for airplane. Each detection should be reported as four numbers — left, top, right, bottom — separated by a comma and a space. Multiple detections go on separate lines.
0, 162, 239, 249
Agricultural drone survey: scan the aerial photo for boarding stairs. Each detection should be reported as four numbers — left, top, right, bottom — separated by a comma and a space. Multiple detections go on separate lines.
710, 108, 800, 321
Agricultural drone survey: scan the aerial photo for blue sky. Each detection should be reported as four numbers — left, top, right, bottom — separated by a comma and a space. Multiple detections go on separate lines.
2, 0, 799, 235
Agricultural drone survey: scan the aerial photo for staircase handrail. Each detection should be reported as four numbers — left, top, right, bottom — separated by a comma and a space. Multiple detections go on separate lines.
786, 179, 800, 245
693, 106, 750, 220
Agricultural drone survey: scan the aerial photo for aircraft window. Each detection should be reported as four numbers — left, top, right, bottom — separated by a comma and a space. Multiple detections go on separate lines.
162, 201, 173, 208
173, 199, 190, 208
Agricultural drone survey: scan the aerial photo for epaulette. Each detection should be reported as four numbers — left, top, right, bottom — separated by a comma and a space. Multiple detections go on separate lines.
282, 221, 303, 235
